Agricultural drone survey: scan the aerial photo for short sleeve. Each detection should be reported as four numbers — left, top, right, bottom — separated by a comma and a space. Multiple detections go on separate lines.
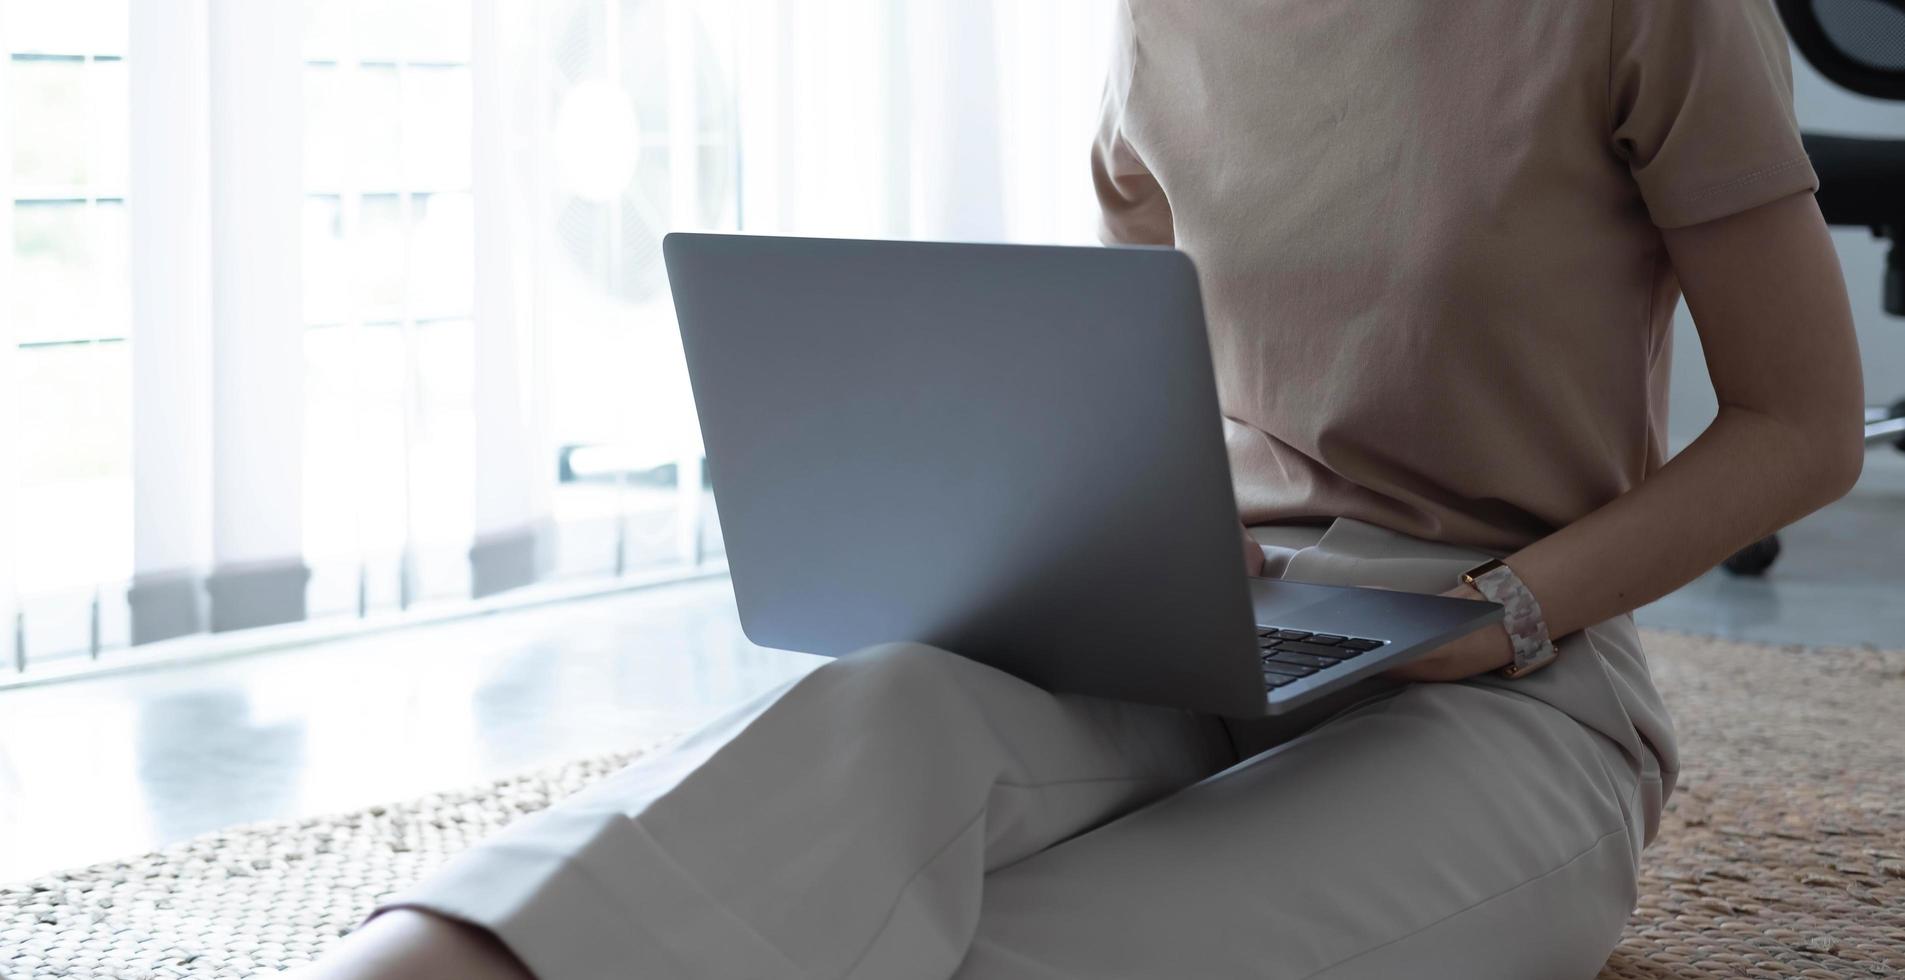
1091, 4, 1174, 246
1609, 0, 1819, 229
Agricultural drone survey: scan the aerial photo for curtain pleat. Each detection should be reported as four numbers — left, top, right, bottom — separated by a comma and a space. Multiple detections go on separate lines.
732, 0, 1111, 243
125, 0, 307, 642
469, 0, 554, 598
127, 0, 213, 644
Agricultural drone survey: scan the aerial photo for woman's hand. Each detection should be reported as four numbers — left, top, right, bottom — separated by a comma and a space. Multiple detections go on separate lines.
1241, 524, 1266, 577
1384, 584, 1515, 682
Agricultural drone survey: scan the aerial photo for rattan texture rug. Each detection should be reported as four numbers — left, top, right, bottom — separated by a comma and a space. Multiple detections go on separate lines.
3, 630, 1903, 979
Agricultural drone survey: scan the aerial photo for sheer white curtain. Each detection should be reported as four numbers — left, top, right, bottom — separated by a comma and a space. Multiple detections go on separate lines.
125, 0, 212, 644
468, 0, 550, 597
124, 0, 306, 644
461, 0, 1117, 595
3, 0, 1119, 670
731, 0, 1114, 244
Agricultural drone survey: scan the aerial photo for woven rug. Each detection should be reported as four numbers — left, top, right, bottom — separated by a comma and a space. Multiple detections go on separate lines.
3, 631, 1903, 979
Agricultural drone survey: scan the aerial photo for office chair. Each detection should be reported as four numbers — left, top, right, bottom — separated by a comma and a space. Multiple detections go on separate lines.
1721, 0, 1905, 575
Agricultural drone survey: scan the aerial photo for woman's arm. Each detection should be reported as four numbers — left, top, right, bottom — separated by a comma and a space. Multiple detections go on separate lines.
1393, 192, 1865, 681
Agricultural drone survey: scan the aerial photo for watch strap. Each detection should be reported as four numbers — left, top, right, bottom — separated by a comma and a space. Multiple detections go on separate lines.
1461, 559, 1558, 679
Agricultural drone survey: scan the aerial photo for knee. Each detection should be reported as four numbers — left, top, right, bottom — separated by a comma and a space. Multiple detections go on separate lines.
830, 641, 966, 688
809, 640, 1004, 713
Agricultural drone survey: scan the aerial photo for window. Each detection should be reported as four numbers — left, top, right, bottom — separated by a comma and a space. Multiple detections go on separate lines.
300, 0, 477, 616
541, 0, 738, 579
6, 0, 134, 662
294, 0, 740, 620
1, 0, 1109, 677
2, 0, 744, 675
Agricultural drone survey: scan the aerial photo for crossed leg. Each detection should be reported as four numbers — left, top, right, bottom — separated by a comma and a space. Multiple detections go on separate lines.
296, 644, 1644, 980
954, 681, 1644, 980
298, 643, 1232, 980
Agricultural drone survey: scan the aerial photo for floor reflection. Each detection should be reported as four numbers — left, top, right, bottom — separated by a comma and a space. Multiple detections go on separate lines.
135, 689, 307, 844
0, 578, 819, 882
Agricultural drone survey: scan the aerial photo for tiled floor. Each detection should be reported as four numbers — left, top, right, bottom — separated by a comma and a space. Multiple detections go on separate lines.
1, 457, 1901, 883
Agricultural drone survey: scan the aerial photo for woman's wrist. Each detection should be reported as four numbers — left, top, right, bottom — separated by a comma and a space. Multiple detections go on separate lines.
1452, 582, 1516, 669
1461, 559, 1559, 678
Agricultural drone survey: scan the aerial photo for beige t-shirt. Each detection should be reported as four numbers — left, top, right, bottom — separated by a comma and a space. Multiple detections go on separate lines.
1093, 0, 1818, 555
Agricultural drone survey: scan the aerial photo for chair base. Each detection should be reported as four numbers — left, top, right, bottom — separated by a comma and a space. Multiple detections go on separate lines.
1723, 535, 1783, 577
1869, 401, 1905, 451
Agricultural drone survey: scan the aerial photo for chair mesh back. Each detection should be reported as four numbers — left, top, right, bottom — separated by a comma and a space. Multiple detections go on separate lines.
1781, 0, 1905, 99
1815, 0, 1905, 70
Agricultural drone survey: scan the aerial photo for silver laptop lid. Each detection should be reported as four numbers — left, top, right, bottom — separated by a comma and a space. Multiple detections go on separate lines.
664, 233, 1269, 716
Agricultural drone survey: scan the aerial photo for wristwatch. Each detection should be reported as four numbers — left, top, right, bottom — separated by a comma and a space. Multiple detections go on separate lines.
1460, 559, 1558, 679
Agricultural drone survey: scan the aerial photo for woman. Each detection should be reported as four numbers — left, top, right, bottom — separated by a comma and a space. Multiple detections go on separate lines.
305, 2, 1864, 977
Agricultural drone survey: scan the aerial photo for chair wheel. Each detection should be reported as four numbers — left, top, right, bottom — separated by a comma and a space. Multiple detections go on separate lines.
1722, 535, 1781, 576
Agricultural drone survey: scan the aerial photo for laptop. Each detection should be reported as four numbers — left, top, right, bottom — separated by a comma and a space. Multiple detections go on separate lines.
663, 233, 1502, 717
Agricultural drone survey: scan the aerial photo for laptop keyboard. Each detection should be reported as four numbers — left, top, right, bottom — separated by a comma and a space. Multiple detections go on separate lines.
1256, 628, 1388, 690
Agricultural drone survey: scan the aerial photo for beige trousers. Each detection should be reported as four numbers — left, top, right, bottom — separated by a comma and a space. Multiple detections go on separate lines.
382, 521, 1667, 980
